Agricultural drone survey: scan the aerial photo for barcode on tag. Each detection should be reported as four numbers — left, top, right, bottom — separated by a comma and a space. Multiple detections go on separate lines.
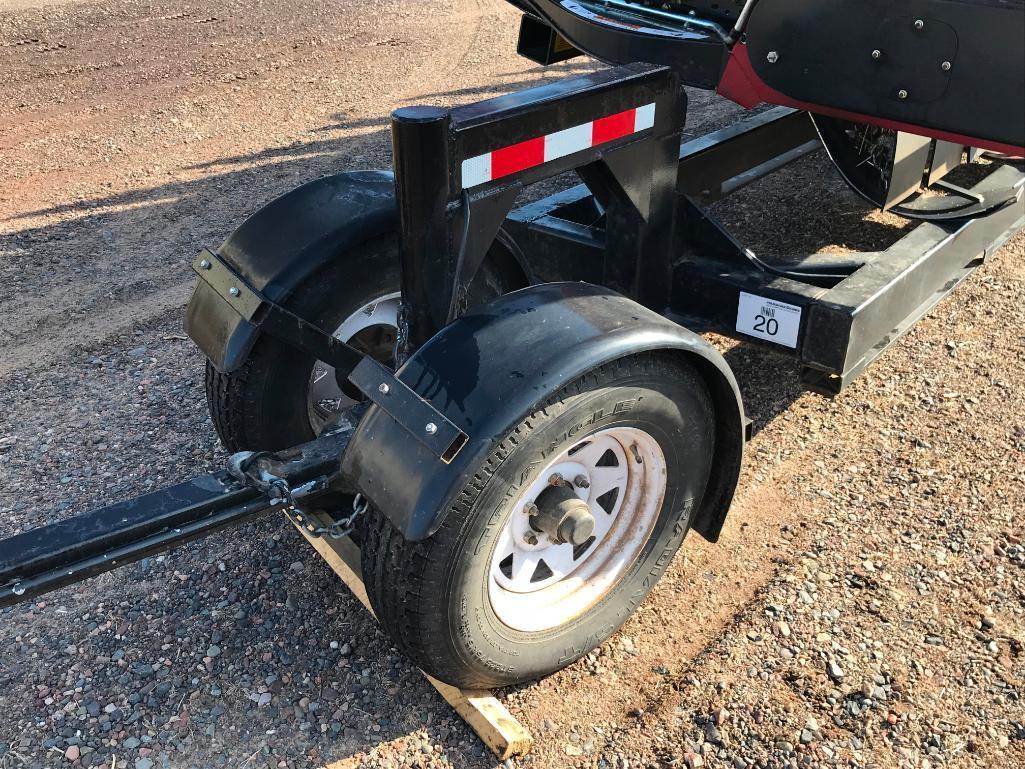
736, 292, 802, 348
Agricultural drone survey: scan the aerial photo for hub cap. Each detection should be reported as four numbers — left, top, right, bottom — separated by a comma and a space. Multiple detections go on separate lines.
306, 292, 401, 432
488, 427, 667, 633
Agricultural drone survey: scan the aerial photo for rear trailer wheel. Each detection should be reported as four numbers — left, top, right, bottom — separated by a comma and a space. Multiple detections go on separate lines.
206, 235, 400, 453
361, 354, 716, 688
205, 235, 519, 453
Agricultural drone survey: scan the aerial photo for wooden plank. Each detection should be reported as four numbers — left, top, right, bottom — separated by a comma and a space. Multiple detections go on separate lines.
291, 515, 533, 761
424, 675, 534, 759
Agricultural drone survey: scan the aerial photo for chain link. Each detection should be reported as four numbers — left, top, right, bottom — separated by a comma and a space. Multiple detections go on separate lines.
275, 482, 368, 540
393, 300, 411, 368
231, 451, 367, 540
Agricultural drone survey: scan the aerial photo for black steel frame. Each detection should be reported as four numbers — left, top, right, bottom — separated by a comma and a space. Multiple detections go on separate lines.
390, 63, 685, 350
2, 61, 1023, 609
498, 104, 1025, 394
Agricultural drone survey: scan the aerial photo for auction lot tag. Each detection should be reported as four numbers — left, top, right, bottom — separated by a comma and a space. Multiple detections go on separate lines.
736, 292, 802, 348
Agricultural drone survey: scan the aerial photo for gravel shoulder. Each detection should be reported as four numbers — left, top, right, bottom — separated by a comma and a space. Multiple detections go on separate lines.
1, 2, 1023, 769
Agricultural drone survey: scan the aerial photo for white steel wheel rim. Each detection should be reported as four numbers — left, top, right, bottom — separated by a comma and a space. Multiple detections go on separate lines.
487, 427, 667, 633
306, 292, 401, 432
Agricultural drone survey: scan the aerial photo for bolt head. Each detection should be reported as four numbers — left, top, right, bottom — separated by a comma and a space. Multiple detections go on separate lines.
871, 49, 882, 60
424, 422, 438, 435
378, 382, 391, 395
766, 50, 779, 64
941, 61, 951, 72
914, 19, 924, 30
897, 89, 909, 100
199, 259, 212, 270
228, 286, 241, 297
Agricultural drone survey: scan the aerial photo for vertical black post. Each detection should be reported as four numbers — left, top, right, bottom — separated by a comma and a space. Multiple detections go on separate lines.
391, 106, 453, 358
637, 113, 685, 310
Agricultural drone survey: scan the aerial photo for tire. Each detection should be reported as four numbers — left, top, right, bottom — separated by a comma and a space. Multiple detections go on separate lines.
206, 234, 521, 453
361, 353, 716, 688
206, 234, 401, 453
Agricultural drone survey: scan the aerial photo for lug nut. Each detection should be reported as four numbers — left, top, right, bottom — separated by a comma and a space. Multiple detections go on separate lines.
573, 474, 590, 489
548, 473, 565, 486
524, 502, 539, 517
523, 532, 539, 546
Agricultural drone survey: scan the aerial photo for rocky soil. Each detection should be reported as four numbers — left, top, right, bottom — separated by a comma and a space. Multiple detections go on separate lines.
1, 1, 1022, 768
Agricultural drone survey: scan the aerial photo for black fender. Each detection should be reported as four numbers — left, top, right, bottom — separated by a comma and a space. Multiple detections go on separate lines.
185, 170, 398, 373
341, 282, 745, 542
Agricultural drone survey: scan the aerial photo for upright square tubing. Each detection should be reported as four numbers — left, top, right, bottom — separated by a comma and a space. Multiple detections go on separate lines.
389, 63, 685, 352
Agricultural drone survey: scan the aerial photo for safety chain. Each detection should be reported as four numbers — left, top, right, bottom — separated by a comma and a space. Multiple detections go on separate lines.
277, 486, 368, 541
230, 451, 368, 540
393, 300, 411, 368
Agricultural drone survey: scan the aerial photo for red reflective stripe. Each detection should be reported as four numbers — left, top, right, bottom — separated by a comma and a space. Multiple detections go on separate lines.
491, 135, 546, 179
591, 108, 637, 145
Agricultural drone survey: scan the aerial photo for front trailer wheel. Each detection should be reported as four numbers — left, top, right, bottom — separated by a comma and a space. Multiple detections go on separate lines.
361, 354, 715, 688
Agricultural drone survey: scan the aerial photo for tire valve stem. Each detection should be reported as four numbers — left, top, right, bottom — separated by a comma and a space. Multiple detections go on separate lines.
631, 442, 643, 464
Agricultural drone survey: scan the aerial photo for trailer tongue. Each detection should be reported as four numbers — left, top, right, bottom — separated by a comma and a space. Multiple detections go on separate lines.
0, 412, 363, 609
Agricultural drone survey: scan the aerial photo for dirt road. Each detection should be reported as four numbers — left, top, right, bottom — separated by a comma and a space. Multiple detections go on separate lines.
1, 1, 1023, 768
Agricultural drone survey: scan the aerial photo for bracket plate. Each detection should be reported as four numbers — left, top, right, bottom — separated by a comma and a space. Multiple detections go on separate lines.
192, 249, 263, 320
193, 248, 468, 462
349, 356, 468, 463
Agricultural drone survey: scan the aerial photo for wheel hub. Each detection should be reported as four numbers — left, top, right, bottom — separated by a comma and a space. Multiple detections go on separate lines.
488, 426, 668, 633
306, 292, 401, 432
529, 480, 596, 546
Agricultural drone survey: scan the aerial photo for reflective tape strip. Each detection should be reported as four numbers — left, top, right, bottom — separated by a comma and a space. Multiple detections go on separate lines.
459, 102, 656, 189
460, 153, 492, 189
544, 123, 593, 163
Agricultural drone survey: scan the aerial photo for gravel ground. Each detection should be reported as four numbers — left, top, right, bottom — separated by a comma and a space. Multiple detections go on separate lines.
1, 1, 1023, 768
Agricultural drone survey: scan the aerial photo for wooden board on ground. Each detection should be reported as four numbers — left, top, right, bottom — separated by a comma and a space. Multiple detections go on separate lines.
291, 514, 534, 761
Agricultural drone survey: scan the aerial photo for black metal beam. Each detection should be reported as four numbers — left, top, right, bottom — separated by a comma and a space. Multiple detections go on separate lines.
800, 166, 1025, 393
0, 416, 360, 609
0, 475, 262, 609
677, 107, 820, 201
497, 104, 1024, 398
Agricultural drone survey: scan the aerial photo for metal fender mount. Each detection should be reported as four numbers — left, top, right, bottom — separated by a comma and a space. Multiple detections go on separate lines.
191, 249, 468, 463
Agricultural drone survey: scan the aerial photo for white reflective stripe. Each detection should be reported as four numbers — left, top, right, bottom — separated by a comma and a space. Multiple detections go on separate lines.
461, 154, 492, 188
634, 102, 656, 131
544, 122, 593, 162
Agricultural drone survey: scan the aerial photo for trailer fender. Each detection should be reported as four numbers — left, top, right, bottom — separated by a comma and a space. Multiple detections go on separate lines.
185, 170, 397, 373
342, 282, 745, 542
